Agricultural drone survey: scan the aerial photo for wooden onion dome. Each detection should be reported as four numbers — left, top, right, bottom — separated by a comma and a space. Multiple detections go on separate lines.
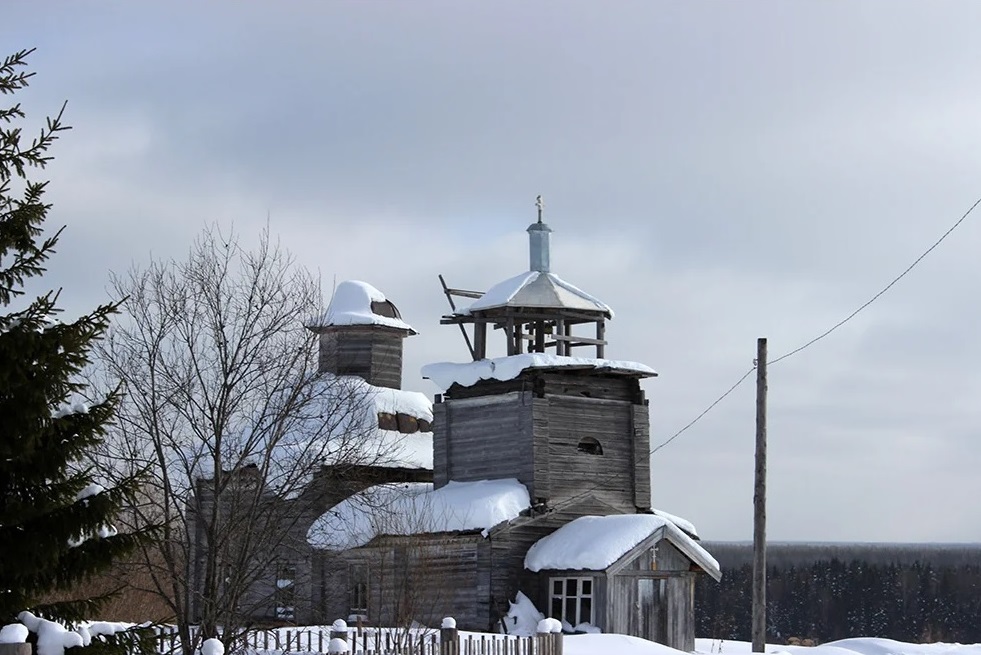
442, 199, 613, 360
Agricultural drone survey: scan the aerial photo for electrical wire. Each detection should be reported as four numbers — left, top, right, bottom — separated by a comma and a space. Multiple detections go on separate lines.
649, 194, 981, 454
650, 366, 756, 456
769, 195, 981, 365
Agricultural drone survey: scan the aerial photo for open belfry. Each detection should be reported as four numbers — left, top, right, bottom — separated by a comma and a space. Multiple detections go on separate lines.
441, 196, 612, 360
430, 197, 656, 514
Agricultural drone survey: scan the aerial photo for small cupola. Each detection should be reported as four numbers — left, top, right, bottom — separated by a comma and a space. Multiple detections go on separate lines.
527, 195, 553, 273
440, 197, 613, 360
307, 280, 416, 389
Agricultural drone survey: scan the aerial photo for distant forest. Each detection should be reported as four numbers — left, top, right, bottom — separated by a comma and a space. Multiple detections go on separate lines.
694, 542, 981, 644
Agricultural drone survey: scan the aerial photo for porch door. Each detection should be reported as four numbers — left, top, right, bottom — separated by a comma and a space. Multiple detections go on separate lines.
635, 578, 667, 642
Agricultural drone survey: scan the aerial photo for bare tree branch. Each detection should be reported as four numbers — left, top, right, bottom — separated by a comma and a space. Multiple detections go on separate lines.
90, 224, 386, 653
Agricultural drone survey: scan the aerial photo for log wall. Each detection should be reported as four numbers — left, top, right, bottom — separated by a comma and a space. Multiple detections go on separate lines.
436, 371, 651, 511
319, 327, 405, 389
432, 392, 535, 492
322, 535, 488, 630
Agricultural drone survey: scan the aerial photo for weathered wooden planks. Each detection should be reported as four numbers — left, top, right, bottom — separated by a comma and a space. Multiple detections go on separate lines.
433, 392, 535, 492
439, 372, 649, 512
319, 327, 406, 389
544, 395, 637, 512
324, 534, 487, 629
631, 404, 651, 510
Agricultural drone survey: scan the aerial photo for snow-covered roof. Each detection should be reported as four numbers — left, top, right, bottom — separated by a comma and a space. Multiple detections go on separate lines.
311, 280, 416, 333
189, 373, 433, 482
350, 377, 433, 470
465, 271, 613, 318
367, 382, 432, 423
652, 508, 699, 539
524, 514, 721, 580
307, 478, 530, 550
361, 430, 433, 470
421, 353, 657, 391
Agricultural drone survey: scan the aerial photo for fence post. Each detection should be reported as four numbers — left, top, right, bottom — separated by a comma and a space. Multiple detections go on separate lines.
330, 619, 349, 643
439, 617, 459, 655
536, 619, 562, 655
327, 637, 350, 655
0, 645, 31, 655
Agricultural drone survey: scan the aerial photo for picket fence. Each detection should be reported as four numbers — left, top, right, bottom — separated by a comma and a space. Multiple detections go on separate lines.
155, 623, 563, 655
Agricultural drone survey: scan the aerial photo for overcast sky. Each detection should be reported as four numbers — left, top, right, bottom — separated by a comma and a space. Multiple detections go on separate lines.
4, 1, 980, 543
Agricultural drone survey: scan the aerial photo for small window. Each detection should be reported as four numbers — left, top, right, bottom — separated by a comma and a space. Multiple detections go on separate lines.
577, 437, 603, 455
349, 563, 369, 617
549, 576, 594, 627
370, 299, 402, 320
274, 562, 296, 621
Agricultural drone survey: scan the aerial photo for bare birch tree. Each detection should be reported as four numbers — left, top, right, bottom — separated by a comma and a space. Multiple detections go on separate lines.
92, 225, 385, 653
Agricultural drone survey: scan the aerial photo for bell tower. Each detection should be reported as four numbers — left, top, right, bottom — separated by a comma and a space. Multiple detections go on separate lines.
426, 200, 656, 513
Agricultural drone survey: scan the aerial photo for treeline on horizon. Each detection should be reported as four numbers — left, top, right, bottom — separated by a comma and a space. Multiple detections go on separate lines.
694, 542, 981, 644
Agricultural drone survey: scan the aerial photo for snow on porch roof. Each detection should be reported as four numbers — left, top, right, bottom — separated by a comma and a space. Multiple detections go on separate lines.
309, 280, 416, 333
524, 514, 721, 580
307, 479, 531, 551
464, 270, 613, 318
421, 353, 656, 391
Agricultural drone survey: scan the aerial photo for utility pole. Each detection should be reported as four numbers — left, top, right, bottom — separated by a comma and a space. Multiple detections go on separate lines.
752, 337, 768, 652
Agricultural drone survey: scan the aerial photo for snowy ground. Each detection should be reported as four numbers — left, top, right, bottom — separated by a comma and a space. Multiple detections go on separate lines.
694, 639, 981, 655
564, 632, 681, 655
561, 635, 981, 655
233, 633, 981, 655
222, 630, 981, 655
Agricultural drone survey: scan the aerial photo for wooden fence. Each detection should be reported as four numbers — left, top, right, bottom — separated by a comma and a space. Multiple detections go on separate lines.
155, 621, 564, 655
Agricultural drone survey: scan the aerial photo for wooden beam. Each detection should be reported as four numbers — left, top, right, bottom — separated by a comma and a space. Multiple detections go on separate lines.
550, 334, 608, 346
438, 274, 475, 360
469, 309, 607, 323
505, 316, 516, 355
440, 315, 501, 325
474, 323, 487, 360
443, 287, 484, 299
534, 320, 546, 352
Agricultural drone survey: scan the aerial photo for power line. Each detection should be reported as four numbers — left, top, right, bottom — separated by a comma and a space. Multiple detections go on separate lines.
769, 195, 981, 365
650, 194, 981, 454
650, 366, 756, 456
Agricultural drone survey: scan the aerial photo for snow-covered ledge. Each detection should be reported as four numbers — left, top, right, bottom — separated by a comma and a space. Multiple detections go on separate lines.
421, 353, 656, 391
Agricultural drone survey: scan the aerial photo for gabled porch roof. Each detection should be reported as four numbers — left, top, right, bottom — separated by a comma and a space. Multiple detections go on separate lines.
524, 514, 721, 581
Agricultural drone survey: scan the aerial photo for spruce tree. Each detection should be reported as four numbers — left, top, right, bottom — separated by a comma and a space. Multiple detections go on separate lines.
0, 49, 149, 626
